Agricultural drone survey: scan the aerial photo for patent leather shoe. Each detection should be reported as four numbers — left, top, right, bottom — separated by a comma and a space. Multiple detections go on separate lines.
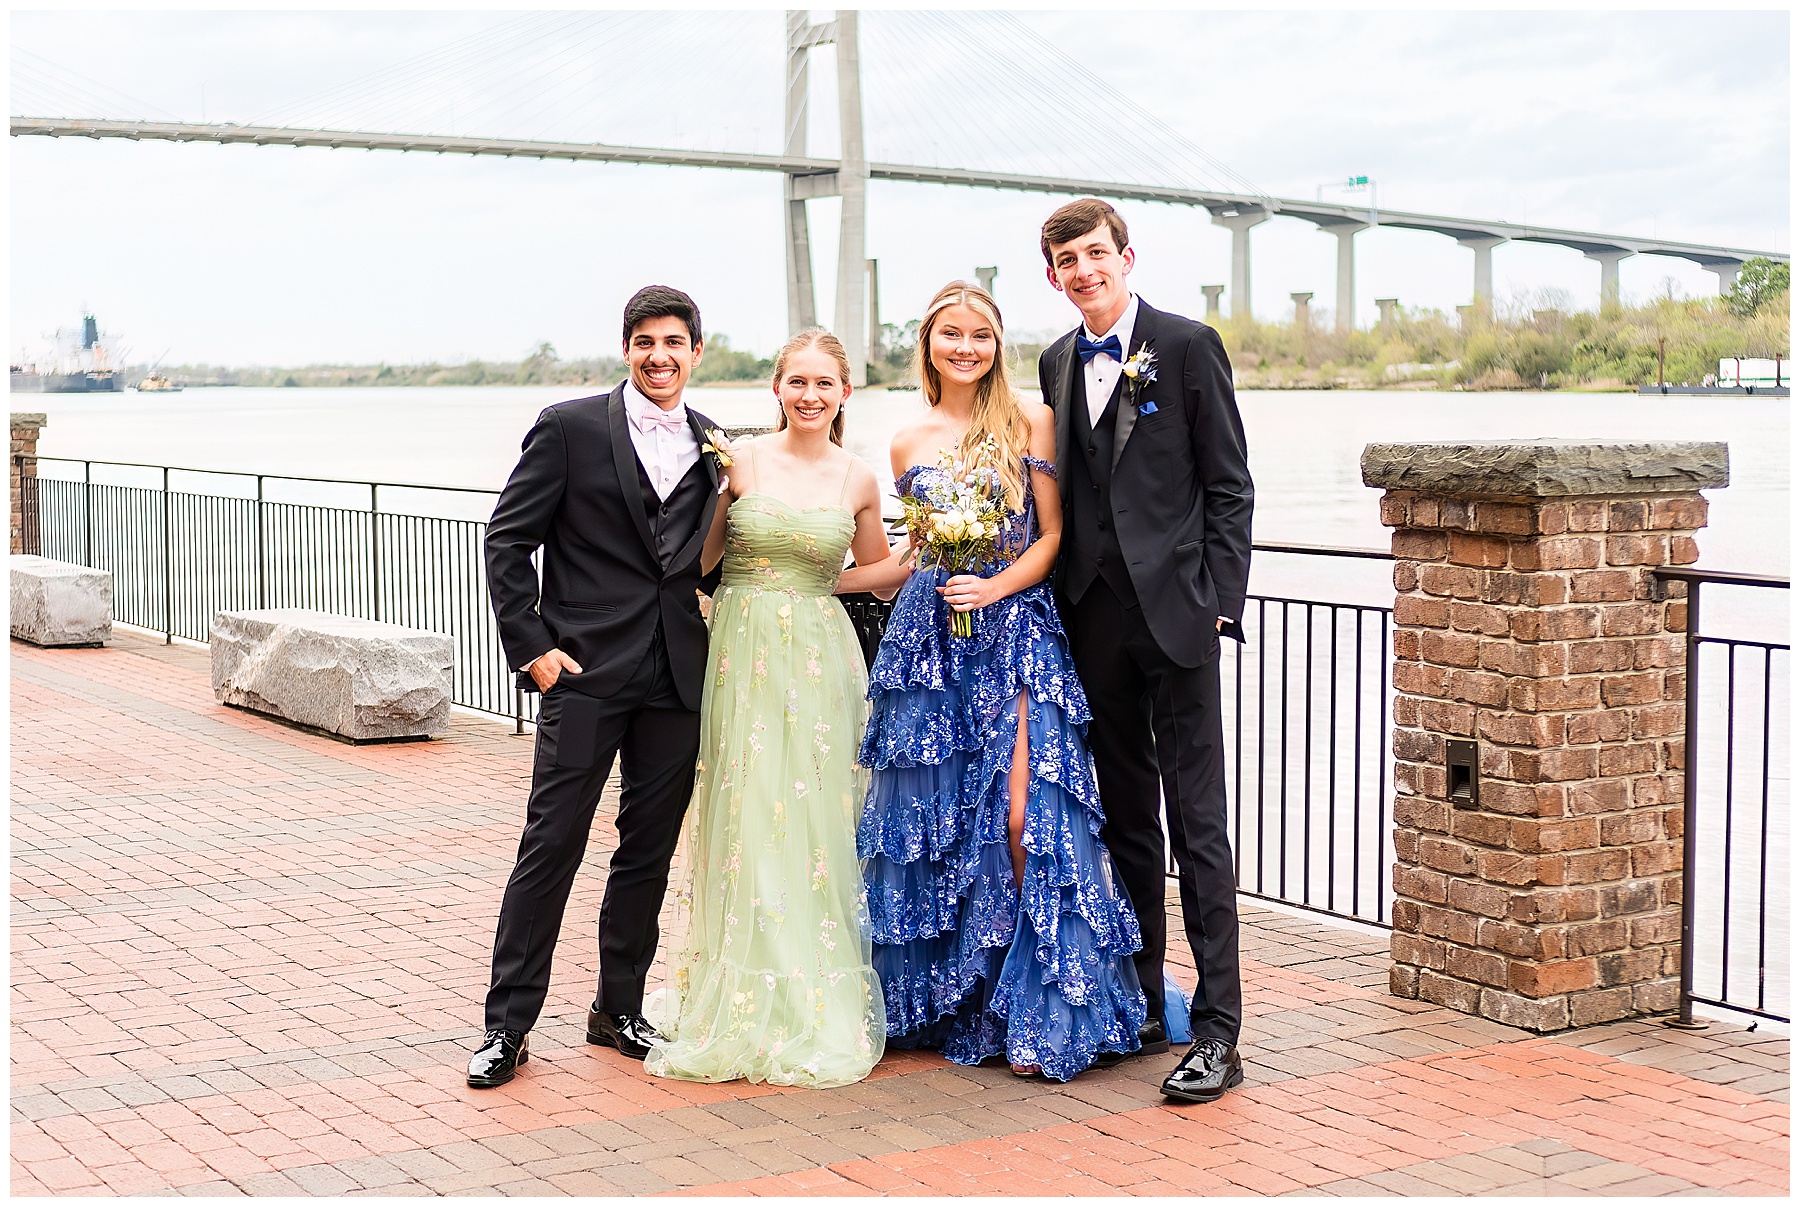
1094, 1019, 1171, 1069
466, 1029, 528, 1089
586, 1007, 663, 1060
1161, 1037, 1244, 1103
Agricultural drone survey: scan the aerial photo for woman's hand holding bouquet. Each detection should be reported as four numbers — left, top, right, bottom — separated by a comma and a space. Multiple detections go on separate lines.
901, 436, 1009, 637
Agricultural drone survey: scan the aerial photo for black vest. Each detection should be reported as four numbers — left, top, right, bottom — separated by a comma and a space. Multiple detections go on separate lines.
1064, 372, 1138, 607
636, 455, 712, 570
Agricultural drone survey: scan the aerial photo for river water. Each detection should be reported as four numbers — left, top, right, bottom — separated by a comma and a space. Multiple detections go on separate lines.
24, 383, 1787, 637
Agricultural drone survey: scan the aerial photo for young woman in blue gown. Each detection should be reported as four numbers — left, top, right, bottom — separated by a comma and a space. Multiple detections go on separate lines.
859, 281, 1146, 1080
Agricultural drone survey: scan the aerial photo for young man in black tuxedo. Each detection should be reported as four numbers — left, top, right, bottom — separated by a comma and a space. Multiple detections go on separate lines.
469, 285, 724, 1088
1038, 199, 1254, 1103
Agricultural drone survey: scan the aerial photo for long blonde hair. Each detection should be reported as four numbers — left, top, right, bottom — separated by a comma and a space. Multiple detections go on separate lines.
770, 327, 848, 445
917, 281, 1029, 512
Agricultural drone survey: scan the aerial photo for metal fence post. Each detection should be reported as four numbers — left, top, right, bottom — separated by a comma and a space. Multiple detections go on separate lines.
370, 482, 381, 622
83, 460, 93, 568
255, 475, 266, 608
162, 466, 173, 645
1666, 578, 1706, 1030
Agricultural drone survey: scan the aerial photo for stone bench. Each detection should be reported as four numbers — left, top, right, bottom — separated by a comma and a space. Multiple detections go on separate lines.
10, 555, 112, 647
211, 609, 454, 742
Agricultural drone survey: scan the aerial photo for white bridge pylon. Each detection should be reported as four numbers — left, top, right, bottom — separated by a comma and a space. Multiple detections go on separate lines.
12, 12, 1787, 368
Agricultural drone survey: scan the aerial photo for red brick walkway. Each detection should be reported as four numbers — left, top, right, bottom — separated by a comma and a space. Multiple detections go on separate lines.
11, 631, 1789, 1196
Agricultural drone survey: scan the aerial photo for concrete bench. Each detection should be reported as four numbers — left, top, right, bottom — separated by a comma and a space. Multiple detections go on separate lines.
10, 555, 112, 647
211, 609, 454, 742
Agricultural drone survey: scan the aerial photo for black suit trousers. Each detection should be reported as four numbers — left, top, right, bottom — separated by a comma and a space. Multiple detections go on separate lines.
1066, 581, 1242, 1045
484, 632, 699, 1032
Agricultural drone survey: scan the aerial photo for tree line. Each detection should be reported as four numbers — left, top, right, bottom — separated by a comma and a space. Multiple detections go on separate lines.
135, 334, 776, 389
1220, 258, 1788, 391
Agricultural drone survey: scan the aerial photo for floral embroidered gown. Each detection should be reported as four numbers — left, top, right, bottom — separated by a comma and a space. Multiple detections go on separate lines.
645, 485, 885, 1088
859, 455, 1146, 1080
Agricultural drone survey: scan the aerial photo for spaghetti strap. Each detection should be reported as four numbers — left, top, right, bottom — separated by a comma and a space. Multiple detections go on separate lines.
837, 456, 855, 505
747, 439, 759, 491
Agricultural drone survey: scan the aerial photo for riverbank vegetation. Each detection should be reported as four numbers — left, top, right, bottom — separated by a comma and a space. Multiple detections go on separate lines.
138, 334, 777, 389
1220, 258, 1788, 391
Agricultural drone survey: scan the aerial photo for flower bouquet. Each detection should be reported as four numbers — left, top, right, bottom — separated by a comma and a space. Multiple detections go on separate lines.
900, 436, 1009, 637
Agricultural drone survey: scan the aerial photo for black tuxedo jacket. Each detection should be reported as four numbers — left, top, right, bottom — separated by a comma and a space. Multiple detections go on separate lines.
1040, 299, 1254, 667
485, 383, 721, 712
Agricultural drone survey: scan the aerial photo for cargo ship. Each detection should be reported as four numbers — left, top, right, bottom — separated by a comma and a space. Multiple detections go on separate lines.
10, 313, 120, 393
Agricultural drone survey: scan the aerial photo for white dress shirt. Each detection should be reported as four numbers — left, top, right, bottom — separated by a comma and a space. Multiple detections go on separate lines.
1082, 293, 1141, 426
623, 379, 700, 500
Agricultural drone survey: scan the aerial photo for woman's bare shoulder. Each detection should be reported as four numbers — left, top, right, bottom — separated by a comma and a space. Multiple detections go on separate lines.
1018, 397, 1056, 430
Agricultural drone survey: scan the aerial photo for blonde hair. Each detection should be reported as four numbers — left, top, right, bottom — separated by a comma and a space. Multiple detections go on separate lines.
917, 281, 1028, 513
771, 327, 848, 445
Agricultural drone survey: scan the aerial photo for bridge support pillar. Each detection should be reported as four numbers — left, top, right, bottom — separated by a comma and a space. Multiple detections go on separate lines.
867, 259, 882, 362
1376, 297, 1400, 335
832, 10, 869, 387
1366, 438, 1727, 1031
1323, 222, 1369, 333
1200, 285, 1224, 323
1290, 292, 1313, 327
1585, 249, 1633, 308
784, 189, 817, 333
1457, 236, 1507, 308
1210, 208, 1269, 322
975, 266, 997, 297
1709, 262, 1742, 294
783, 11, 818, 333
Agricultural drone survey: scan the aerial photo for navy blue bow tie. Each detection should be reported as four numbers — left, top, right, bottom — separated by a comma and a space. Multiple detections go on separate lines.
1076, 332, 1122, 365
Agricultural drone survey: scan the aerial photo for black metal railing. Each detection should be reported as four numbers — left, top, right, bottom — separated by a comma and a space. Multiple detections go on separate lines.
20, 458, 520, 719
1655, 567, 1790, 1026
1226, 590, 1394, 929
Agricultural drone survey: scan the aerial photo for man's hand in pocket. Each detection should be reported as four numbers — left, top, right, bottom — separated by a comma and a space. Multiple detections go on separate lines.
529, 648, 583, 692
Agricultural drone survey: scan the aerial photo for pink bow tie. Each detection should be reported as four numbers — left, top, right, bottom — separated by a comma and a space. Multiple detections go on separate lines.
631, 402, 687, 435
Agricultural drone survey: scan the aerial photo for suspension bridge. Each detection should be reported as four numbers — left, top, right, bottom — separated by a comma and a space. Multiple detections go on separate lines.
13, 10, 1785, 385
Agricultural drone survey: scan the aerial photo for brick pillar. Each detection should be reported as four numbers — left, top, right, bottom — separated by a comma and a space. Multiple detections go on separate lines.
1363, 440, 1728, 1032
11, 412, 46, 555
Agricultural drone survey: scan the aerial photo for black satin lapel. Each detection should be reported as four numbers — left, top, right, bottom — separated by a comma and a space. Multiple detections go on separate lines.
1054, 337, 1077, 505
1111, 382, 1138, 475
685, 407, 720, 489
608, 390, 658, 560
666, 408, 721, 572
1110, 304, 1157, 474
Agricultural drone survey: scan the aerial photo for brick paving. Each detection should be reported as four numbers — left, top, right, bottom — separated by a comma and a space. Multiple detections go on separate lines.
11, 630, 1789, 1196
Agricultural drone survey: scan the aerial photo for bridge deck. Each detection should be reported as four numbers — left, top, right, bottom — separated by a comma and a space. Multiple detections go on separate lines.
11, 116, 1785, 267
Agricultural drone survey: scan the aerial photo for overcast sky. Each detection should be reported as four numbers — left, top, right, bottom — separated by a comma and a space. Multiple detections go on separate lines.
10, 5, 1790, 366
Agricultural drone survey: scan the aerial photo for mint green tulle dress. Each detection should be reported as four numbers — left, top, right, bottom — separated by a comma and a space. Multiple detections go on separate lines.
644, 487, 886, 1088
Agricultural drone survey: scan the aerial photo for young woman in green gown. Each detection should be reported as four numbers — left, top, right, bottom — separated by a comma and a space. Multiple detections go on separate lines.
644, 329, 909, 1088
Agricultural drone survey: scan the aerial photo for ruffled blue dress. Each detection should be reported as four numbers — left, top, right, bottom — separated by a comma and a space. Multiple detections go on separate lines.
858, 455, 1147, 1080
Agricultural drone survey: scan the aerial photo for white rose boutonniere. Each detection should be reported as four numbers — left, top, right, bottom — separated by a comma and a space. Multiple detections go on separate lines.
1120, 345, 1159, 414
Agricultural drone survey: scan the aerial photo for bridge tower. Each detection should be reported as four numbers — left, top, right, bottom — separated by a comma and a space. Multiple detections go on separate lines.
783, 10, 868, 386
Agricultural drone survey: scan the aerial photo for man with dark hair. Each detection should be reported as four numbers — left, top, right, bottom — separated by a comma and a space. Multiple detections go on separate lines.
468, 285, 723, 1088
1038, 198, 1254, 1103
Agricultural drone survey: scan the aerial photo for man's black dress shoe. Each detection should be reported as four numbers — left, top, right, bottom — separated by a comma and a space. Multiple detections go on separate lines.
1094, 1019, 1171, 1069
1161, 1037, 1244, 1103
585, 1007, 663, 1060
467, 1029, 528, 1089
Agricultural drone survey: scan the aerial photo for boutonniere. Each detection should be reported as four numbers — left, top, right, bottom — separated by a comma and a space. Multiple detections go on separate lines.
700, 427, 735, 469
1120, 345, 1159, 414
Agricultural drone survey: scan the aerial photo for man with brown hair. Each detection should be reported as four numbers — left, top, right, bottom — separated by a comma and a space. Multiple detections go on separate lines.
470, 285, 723, 1088
1038, 198, 1254, 1103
